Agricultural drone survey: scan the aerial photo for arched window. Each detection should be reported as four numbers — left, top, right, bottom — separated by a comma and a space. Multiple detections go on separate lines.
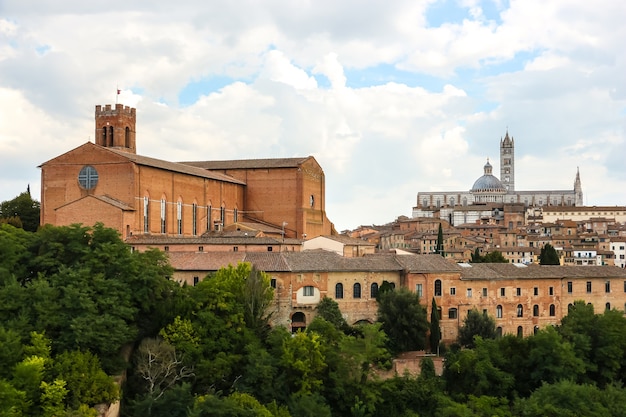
517, 326, 523, 337
192, 203, 198, 236
353, 283, 361, 299
449, 197, 455, 206
534, 326, 539, 335
549, 304, 555, 316
434, 280, 442, 297
496, 305, 503, 318
109, 126, 114, 146
496, 326, 503, 337
160, 198, 167, 234
606, 302, 611, 311
423, 198, 428, 207
517, 304, 523, 317
143, 196, 150, 233
101, 127, 107, 145
448, 308, 458, 319
335, 283, 344, 299
371, 283, 379, 298
176, 200, 183, 235
533, 305, 539, 317
125, 126, 130, 148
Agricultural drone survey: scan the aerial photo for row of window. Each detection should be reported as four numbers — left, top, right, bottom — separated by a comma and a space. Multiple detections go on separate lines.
334, 282, 379, 299
449, 302, 618, 320
143, 198, 235, 235
434, 279, 621, 297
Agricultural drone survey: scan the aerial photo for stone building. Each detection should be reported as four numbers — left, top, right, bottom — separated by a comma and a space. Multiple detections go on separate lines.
164, 249, 626, 342
413, 131, 584, 225
39, 104, 334, 240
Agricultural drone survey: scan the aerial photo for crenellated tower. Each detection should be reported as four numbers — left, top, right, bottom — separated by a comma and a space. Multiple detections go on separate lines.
95, 104, 136, 153
500, 130, 515, 192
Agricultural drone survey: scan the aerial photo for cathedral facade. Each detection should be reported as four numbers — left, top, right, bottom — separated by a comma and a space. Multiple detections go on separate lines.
413, 132, 584, 225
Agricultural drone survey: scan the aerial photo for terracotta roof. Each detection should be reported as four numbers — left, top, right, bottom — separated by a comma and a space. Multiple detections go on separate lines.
106, 148, 246, 185
180, 157, 312, 170
394, 254, 461, 273
126, 234, 294, 245
459, 263, 626, 280
167, 252, 245, 271
318, 235, 376, 246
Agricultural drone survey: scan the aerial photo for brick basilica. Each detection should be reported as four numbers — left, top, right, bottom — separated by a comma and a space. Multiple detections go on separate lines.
40, 103, 335, 241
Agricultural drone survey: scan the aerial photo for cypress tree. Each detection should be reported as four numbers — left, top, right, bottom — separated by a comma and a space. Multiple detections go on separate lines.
430, 297, 441, 354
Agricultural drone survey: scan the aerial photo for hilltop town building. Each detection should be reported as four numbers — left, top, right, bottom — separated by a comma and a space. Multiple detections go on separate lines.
413, 132, 584, 225
38, 105, 626, 345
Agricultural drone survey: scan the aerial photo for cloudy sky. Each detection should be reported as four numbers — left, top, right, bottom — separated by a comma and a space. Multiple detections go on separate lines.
1, 0, 625, 231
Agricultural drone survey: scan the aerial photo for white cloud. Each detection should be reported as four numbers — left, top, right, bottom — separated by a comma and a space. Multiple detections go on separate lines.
0, 0, 625, 230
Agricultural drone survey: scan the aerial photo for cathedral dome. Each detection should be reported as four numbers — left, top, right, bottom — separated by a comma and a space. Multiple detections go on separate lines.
471, 160, 506, 193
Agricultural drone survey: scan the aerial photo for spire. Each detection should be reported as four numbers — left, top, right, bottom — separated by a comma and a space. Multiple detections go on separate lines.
574, 167, 583, 206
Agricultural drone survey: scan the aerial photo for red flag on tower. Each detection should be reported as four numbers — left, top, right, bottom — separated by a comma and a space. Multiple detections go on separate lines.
117, 89, 121, 95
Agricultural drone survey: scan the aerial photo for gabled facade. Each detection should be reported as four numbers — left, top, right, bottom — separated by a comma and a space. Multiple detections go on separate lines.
39, 104, 334, 241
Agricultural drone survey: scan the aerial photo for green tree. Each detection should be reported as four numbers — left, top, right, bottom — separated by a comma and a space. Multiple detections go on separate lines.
315, 297, 349, 331
513, 380, 613, 417
377, 288, 429, 353
51, 350, 119, 409
0, 189, 40, 232
430, 298, 441, 354
470, 250, 508, 263
282, 331, 327, 395
458, 309, 496, 348
436, 223, 445, 256
525, 326, 585, 391
443, 338, 514, 401
539, 243, 560, 265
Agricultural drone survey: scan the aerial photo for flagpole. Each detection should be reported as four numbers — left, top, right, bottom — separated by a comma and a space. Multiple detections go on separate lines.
116, 85, 119, 104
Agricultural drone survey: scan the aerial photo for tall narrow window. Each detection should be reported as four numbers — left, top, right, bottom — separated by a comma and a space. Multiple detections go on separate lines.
567, 281, 573, 293
109, 126, 114, 146
220, 207, 225, 226
605, 280, 611, 293
160, 199, 167, 234
102, 127, 107, 145
496, 305, 503, 318
371, 283, 379, 298
207, 205, 212, 232
549, 286, 554, 296
517, 304, 523, 317
587, 281, 592, 293
233, 208, 238, 223
335, 283, 344, 299
416, 284, 423, 297
549, 304, 556, 316
533, 305, 539, 317
517, 326, 523, 337
125, 126, 130, 148
192, 203, 198, 236
434, 280, 442, 297
143, 196, 150, 233
177, 200, 183, 235
353, 283, 361, 299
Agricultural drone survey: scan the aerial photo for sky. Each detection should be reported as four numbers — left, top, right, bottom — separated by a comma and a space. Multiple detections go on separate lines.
1, 0, 625, 231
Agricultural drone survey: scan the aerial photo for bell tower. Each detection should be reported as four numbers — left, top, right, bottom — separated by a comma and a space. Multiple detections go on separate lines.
500, 130, 514, 192
95, 104, 136, 153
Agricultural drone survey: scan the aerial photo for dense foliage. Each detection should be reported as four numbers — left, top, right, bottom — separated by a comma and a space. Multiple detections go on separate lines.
0, 189, 41, 232
539, 243, 561, 265
3, 223, 626, 416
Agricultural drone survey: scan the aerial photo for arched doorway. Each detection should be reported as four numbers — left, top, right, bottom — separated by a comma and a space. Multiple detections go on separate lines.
291, 312, 306, 333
